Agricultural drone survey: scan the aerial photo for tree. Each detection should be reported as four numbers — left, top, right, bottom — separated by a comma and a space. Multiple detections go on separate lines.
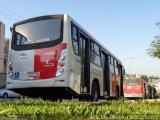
140, 75, 148, 82
147, 22, 160, 59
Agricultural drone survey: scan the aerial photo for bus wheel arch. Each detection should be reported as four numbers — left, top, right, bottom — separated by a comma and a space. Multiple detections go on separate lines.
91, 79, 100, 101
3, 93, 8, 98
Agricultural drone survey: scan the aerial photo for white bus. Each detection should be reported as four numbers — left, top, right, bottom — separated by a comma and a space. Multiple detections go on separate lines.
7, 14, 125, 101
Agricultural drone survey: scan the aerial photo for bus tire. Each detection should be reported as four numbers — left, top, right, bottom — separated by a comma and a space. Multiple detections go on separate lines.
3, 93, 8, 98
91, 82, 99, 102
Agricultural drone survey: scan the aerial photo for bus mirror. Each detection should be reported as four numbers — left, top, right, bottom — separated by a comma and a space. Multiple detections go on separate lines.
10, 27, 13, 32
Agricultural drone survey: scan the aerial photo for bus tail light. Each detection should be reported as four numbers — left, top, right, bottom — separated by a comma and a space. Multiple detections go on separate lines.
59, 62, 65, 67
56, 49, 66, 76
8, 61, 13, 78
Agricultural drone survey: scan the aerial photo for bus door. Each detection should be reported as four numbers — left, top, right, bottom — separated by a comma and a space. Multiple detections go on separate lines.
120, 66, 125, 96
79, 34, 90, 93
120, 66, 125, 97
102, 52, 110, 96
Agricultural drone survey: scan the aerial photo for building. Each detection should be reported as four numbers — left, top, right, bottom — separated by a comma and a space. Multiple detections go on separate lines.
0, 22, 5, 73
0, 22, 9, 87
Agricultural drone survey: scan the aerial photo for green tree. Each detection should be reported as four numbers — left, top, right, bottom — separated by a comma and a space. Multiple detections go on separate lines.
148, 37, 160, 58
147, 22, 160, 58
140, 75, 148, 82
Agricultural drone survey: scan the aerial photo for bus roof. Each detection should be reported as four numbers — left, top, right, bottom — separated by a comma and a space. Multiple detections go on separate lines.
65, 14, 122, 64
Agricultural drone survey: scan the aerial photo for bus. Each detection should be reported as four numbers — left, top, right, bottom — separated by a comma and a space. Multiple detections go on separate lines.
123, 78, 146, 98
6, 14, 125, 101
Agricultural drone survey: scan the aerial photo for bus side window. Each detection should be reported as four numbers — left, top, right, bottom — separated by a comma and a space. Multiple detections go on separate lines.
72, 25, 78, 40
90, 42, 94, 51
71, 25, 79, 55
21, 36, 27, 45
90, 42, 101, 66
15, 32, 27, 45
109, 57, 114, 73
108, 56, 111, 64
16, 34, 21, 45
122, 67, 125, 75
94, 43, 100, 55
114, 59, 118, 75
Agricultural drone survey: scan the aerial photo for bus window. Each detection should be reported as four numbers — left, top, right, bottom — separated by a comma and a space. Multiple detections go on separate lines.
125, 79, 141, 85
71, 25, 78, 40
114, 59, 117, 67
90, 41, 94, 51
90, 42, 101, 66
108, 56, 111, 64
14, 19, 61, 45
71, 25, 79, 55
122, 67, 125, 75
16, 34, 21, 45
111, 57, 114, 65
72, 41, 79, 54
114, 59, 118, 75
15, 32, 27, 45
115, 68, 118, 75
109, 64, 114, 73
94, 43, 100, 55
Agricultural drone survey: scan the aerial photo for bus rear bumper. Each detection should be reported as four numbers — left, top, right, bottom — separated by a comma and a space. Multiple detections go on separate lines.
6, 79, 77, 98
124, 94, 143, 98
7, 74, 69, 89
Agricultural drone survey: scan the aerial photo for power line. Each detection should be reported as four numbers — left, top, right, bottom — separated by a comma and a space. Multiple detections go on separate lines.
0, 9, 17, 21
122, 54, 147, 61
0, 4, 33, 40
0, 4, 24, 24
0, 4, 24, 20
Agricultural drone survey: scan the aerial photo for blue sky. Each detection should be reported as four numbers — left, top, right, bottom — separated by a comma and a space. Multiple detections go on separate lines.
0, 0, 160, 76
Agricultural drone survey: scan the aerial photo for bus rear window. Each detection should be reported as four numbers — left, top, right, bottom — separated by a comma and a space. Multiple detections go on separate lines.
125, 79, 141, 85
14, 18, 61, 45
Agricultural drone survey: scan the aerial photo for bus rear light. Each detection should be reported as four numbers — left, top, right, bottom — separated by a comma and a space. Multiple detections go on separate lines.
58, 68, 64, 73
59, 62, 65, 67
56, 49, 66, 77
9, 66, 13, 71
8, 61, 13, 78
8, 72, 13, 78
8, 61, 13, 71
60, 55, 66, 61
9, 61, 12, 66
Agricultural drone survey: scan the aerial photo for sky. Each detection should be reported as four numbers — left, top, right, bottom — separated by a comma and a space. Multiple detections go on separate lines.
0, 0, 160, 76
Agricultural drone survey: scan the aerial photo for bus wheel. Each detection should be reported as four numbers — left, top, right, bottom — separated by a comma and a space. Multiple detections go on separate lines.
91, 82, 99, 102
3, 93, 8, 98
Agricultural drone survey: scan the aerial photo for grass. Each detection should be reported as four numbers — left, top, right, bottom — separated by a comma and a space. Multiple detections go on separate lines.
0, 98, 160, 119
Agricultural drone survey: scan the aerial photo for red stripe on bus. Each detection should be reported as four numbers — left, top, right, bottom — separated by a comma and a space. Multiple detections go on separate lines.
34, 43, 67, 80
